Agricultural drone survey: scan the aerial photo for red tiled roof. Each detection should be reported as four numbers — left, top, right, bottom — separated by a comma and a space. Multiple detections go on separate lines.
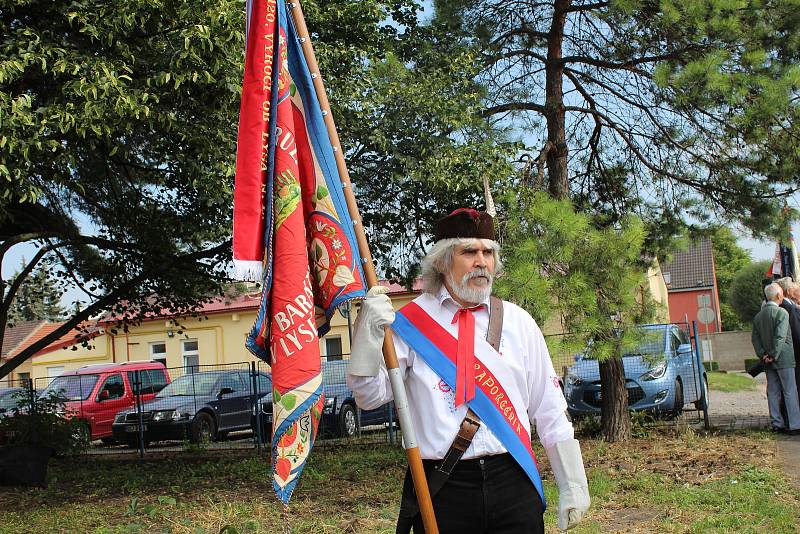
1, 320, 45, 359
378, 278, 425, 294
662, 238, 716, 290
31, 326, 103, 357
102, 279, 424, 324
6, 322, 96, 359
191, 292, 263, 314
99, 293, 262, 324
2, 320, 102, 361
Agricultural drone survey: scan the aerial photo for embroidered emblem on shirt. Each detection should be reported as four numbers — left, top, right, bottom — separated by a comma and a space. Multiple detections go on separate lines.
435, 380, 457, 413
552, 376, 561, 390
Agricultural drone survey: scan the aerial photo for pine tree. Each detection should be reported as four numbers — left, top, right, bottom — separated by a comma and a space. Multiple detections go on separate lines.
496, 190, 657, 442
8, 260, 65, 322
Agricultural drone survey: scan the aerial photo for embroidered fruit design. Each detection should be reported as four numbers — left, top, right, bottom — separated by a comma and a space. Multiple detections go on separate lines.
274, 169, 301, 228
278, 421, 299, 449
275, 457, 292, 481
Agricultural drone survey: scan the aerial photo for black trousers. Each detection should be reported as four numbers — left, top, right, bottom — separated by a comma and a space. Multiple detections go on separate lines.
400, 453, 544, 534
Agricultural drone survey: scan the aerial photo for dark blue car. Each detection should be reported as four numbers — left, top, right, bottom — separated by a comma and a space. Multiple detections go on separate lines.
112, 369, 271, 445
252, 359, 391, 439
321, 360, 390, 437
564, 324, 708, 418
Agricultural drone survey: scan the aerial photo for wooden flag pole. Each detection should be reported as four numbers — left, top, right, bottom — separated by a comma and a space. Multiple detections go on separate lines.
286, 1, 439, 532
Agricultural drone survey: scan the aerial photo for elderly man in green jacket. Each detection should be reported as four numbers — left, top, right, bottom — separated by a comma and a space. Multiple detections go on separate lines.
752, 282, 800, 435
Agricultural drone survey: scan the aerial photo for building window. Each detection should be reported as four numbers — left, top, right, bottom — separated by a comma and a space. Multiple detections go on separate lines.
46, 366, 65, 384
182, 339, 200, 373
325, 336, 343, 361
16, 372, 30, 386
150, 342, 167, 367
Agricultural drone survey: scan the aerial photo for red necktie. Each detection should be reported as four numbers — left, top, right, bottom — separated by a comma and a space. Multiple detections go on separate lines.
451, 304, 484, 406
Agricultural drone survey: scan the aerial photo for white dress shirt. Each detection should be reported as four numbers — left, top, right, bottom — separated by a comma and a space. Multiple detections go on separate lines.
346, 286, 573, 459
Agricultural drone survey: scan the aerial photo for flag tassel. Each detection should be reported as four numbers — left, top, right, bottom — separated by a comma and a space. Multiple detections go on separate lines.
286, 2, 439, 532
233, 260, 263, 282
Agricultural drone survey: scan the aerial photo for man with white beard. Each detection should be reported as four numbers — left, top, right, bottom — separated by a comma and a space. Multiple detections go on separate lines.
346, 208, 590, 533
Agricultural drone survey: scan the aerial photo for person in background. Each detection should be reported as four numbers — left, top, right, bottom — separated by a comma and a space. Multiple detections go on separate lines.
751, 282, 800, 435
776, 278, 800, 417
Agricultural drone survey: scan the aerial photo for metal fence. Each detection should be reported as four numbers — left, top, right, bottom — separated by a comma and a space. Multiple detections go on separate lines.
1, 322, 717, 459
1, 358, 398, 457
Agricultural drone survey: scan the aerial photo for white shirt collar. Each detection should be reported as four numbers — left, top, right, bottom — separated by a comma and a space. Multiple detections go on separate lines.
436, 284, 492, 310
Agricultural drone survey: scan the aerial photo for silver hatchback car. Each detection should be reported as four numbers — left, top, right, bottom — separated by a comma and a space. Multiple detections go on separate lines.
564, 324, 708, 418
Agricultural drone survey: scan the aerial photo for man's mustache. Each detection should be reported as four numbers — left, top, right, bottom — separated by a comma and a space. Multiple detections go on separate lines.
462, 268, 493, 284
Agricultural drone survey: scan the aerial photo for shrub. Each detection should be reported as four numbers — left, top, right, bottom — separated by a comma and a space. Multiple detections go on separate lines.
0, 389, 89, 456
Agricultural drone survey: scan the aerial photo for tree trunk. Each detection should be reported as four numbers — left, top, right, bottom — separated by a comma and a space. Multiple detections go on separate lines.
545, 0, 570, 199
599, 355, 631, 442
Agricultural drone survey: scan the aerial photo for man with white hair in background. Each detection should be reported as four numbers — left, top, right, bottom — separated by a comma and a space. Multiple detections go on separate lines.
346, 208, 590, 533
752, 282, 800, 435
776, 277, 800, 417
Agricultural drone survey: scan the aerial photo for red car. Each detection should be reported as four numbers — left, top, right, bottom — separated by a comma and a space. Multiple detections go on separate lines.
42, 361, 170, 442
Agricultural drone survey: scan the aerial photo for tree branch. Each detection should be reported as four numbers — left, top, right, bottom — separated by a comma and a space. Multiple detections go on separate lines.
482, 101, 547, 116
559, 51, 694, 74
491, 27, 551, 46
0, 239, 232, 380
566, 1, 609, 12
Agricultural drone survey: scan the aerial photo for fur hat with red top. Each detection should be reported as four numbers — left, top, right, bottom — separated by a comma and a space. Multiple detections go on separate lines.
433, 208, 495, 242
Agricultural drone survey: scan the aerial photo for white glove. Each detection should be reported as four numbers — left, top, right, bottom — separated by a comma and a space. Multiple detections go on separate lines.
348, 286, 395, 377
545, 438, 590, 531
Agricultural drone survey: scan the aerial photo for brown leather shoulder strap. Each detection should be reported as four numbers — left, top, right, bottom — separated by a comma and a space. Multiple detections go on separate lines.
487, 295, 504, 351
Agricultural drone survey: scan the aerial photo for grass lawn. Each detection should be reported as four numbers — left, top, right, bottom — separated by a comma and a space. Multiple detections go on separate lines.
707, 371, 760, 393
1, 429, 798, 533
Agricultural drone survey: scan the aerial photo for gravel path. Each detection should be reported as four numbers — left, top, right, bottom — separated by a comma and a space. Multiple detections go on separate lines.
707, 373, 769, 417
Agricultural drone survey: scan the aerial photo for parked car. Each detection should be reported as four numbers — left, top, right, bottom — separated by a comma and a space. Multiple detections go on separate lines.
251, 359, 391, 440
0, 387, 25, 418
112, 369, 271, 446
563, 324, 708, 418
41, 361, 170, 442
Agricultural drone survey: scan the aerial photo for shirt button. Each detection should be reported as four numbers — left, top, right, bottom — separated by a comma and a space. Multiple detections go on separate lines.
479, 458, 484, 465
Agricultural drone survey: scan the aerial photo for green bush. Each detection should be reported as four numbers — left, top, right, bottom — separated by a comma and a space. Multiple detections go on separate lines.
0, 389, 89, 456
703, 361, 720, 372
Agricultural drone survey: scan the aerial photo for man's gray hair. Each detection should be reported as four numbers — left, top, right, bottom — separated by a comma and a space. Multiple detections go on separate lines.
765, 282, 783, 302
776, 277, 794, 293
420, 237, 503, 295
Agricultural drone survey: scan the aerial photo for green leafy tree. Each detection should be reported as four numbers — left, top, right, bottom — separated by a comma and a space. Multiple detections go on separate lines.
729, 260, 771, 325
496, 190, 657, 441
327, 19, 516, 285
7, 258, 65, 322
0, 0, 246, 379
0, 0, 510, 378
